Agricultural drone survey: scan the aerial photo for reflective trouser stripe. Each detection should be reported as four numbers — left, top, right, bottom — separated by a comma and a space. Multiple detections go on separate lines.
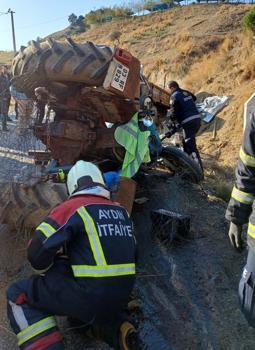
231, 186, 255, 205
72, 263, 136, 277
181, 114, 201, 125
240, 147, 255, 167
36, 222, 56, 238
17, 316, 56, 346
77, 207, 106, 266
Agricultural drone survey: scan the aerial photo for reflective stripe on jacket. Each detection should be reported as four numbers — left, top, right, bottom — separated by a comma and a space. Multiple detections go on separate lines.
170, 89, 199, 125
226, 112, 255, 242
28, 194, 136, 279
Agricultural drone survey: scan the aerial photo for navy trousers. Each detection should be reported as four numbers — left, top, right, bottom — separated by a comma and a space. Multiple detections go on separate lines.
239, 248, 255, 327
7, 260, 133, 349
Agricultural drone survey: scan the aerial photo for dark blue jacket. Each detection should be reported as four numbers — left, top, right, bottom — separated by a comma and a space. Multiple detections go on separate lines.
226, 113, 255, 248
170, 89, 200, 125
28, 194, 136, 283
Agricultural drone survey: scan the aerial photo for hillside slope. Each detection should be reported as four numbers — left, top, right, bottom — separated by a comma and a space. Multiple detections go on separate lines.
0, 51, 14, 66
71, 4, 255, 178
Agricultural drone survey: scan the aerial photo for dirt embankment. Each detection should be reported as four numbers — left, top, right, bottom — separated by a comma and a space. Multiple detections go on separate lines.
72, 4, 255, 177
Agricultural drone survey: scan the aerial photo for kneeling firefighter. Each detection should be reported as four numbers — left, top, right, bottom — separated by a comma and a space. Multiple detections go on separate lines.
226, 112, 255, 327
7, 161, 136, 349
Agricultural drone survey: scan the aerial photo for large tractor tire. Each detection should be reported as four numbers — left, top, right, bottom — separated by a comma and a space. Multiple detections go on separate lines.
12, 38, 113, 96
160, 146, 204, 183
0, 181, 68, 232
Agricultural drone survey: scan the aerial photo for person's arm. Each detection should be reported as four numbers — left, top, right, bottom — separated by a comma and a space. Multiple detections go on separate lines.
27, 211, 76, 271
226, 115, 255, 225
226, 114, 255, 250
169, 92, 181, 122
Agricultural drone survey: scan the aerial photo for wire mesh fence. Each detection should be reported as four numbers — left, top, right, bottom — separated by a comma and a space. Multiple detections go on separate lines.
0, 103, 45, 187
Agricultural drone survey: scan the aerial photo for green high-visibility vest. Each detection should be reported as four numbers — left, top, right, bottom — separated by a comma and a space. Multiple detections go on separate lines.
115, 112, 150, 178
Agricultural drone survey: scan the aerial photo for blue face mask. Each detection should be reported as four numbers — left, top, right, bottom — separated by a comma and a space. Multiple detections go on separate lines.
142, 118, 153, 128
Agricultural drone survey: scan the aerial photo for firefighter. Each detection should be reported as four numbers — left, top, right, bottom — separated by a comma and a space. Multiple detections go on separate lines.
7, 161, 137, 349
226, 111, 255, 328
167, 81, 203, 171
34, 87, 48, 124
0, 65, 10, 131
10, 84, 34, 135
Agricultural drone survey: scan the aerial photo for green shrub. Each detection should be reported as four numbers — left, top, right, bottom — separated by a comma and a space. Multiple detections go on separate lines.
244, 8, 255, 34
85, 6, 133, 25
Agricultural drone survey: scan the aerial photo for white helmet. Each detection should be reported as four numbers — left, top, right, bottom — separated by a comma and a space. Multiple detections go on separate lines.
67, 160, 106, 195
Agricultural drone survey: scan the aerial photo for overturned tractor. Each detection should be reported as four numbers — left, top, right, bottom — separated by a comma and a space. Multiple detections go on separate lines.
12, 38, 170, 164
0, 38, 202, 231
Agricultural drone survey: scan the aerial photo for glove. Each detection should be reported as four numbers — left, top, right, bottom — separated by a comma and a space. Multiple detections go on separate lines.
228, 222, 244, 252
166, 109, 172, 119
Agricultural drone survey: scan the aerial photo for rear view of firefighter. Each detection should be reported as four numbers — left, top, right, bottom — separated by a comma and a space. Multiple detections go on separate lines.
7, 161, 136, 349
226, 112, 255, 327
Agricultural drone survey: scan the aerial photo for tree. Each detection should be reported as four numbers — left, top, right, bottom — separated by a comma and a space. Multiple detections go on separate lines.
76, 15, 85, 30
68, 13, 78, 26
85, 6, 133, 25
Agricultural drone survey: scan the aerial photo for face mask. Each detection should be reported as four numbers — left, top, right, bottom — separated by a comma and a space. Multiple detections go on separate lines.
142, 118, 153, 127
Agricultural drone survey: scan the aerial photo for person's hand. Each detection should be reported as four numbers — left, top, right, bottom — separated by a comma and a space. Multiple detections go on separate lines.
228, 222, 244, 252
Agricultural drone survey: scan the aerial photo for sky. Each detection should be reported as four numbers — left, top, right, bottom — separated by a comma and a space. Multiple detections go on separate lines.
0, 0, 130, 51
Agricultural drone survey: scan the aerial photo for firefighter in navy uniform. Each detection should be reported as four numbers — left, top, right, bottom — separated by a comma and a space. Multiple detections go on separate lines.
7, 161, 137, 350
226, 111, 255, 327
167, 80, 203, 171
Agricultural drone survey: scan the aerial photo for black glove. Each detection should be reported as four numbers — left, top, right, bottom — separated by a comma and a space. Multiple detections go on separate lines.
228, 222, 244, 252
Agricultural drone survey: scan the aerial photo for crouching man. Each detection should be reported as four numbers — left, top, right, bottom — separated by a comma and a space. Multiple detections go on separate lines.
7, 161, 136, 349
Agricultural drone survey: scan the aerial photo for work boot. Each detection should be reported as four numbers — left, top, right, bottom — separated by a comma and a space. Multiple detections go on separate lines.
119, 321, 139, 350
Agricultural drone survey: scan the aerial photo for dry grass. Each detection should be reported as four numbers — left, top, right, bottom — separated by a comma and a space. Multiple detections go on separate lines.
37, 4, 255, 173
0, 51, 14, 66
